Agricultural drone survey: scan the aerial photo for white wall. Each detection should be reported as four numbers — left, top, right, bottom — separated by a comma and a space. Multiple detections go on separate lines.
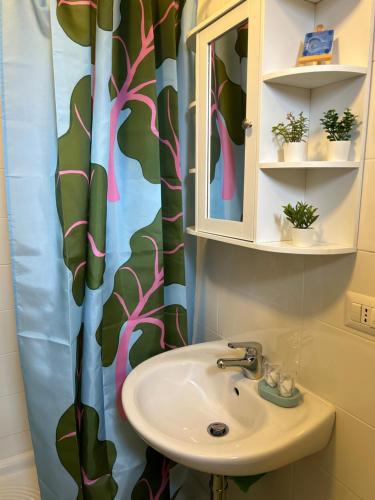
0, 106, 32, 461
194, 1, 375, 499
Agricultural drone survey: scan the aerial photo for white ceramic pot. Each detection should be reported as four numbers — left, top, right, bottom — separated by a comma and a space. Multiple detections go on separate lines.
327, 140, 351, 161
283, 142, 307, 162
291, 228, 315, 247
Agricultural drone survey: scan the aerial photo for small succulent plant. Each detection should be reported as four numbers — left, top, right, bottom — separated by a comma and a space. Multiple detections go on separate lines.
272, 112, 309, 143
282, 201, 319, 229
320, 108, 358, 141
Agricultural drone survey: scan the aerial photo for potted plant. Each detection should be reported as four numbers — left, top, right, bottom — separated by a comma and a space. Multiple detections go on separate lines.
282, 201, 319, 247
272, 112, 309, 162
320, 108, 358, 161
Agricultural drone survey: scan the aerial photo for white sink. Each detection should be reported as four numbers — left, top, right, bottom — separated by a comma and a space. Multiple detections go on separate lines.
122, 341, 335, 476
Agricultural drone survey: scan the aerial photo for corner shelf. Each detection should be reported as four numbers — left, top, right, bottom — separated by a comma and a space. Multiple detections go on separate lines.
259, 161, 360, 170
262, 65, 367, 89
186, 227, 356, 256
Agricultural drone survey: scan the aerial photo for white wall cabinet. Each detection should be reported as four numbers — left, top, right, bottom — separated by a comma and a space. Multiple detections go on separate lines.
187, 0, 375, 255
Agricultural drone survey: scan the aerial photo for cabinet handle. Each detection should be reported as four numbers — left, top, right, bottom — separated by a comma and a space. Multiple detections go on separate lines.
242, 119, 253, 130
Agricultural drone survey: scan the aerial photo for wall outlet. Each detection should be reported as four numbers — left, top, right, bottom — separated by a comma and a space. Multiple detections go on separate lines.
345, 292, 375, 336
361, 305, 370, 325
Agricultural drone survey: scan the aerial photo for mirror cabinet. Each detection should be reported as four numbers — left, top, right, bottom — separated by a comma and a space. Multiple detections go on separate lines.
188, 0, 375, 255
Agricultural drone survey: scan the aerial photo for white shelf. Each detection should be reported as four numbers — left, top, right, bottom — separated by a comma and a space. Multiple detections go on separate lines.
186, 227, 356, 255
262, 65, 367, 89
259, 161, 360, 170
252, 240, 356, 255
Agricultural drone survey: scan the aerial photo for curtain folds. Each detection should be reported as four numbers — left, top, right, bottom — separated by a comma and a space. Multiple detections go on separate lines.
0, 0, 196, 498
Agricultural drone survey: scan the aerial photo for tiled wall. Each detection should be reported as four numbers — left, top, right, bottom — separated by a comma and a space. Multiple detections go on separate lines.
0, 107, 32, 461
194, 1, 375, 499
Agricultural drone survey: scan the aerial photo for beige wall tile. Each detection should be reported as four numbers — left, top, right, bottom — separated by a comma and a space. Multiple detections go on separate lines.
0, 219, 10, 264
365, 62, 375, 160
195, 240, 220, 333
218, 282, 290, 334
193, 326, 222, 344
0, 264, 14, 310
0, 431, 32, 461
0, 169, 7, 218
309, 407, 375, 500
303, 251, 375, 339
358, 160, 375, 251
217, 244, 304, 313
0, 352, 24, 397
0, 392, 29, 438
293, 457, 360, 500
299, 319, 375, 427
0, 308, 17, 354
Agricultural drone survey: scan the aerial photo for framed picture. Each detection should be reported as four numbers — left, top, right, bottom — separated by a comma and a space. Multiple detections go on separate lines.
302, 29, 334, 57
298, 25, 334, 65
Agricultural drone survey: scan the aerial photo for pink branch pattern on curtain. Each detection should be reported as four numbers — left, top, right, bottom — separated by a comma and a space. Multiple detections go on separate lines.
108, 0, 180, 201
53, 0, 189, 498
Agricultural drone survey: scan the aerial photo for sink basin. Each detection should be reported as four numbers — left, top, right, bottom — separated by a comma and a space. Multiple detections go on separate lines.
122, 341, 335, 476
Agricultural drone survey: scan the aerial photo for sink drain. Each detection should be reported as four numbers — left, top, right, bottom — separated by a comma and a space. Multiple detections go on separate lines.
207, 422, 229, 437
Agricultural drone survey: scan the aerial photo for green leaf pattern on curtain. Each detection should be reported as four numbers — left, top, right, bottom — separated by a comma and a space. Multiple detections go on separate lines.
55, 76, 107, 306
56, 327, 118, 499
131, 447, 172, 500
56, 0, 113, 47
54, 0, 188, 498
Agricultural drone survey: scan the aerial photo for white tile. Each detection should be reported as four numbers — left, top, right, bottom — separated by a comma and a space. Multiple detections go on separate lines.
217, 244, 304, 313
0, 265, 14, 310
195, 240, 226, 333
193, 326, 222, 344
226, 465, 293, 500
0, 170, 7, 218
0, 392, 29, 438
0, 465, 40, 500
303, 251, 375, 338
365, 62, 375, 160
299, 320, 375, 427
218, 289, 302, 372
350, 250, 375, 297
358, 160, 375, 251
293, 457, 360, 500
0, 309, 17, 354
0, 352, 24, 397
308, 407, 375, 500
0, 430, 32, 461
0, 219, 10, 264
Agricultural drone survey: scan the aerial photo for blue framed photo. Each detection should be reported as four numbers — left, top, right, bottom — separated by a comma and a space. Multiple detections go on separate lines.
302, 29, 334, 57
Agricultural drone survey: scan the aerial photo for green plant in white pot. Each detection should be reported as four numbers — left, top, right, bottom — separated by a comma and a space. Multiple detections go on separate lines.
282, 201, 319, 247
272, 112, 309, 162
320, 108, 358, 161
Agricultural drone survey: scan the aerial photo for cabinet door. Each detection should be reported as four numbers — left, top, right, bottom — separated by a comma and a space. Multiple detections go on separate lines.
196, 1, 260, 240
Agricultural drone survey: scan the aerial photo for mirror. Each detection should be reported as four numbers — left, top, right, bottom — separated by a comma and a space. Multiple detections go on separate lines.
208, 21, 248, 222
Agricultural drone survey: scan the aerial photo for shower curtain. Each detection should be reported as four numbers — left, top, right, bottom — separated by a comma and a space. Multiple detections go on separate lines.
0, 0, 196, 498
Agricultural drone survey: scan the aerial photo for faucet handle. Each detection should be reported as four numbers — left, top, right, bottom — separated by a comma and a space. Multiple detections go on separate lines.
227, 341, 262, 355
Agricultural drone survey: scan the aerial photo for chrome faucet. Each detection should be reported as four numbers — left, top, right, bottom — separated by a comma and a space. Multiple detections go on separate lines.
217, 341, 263, 380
